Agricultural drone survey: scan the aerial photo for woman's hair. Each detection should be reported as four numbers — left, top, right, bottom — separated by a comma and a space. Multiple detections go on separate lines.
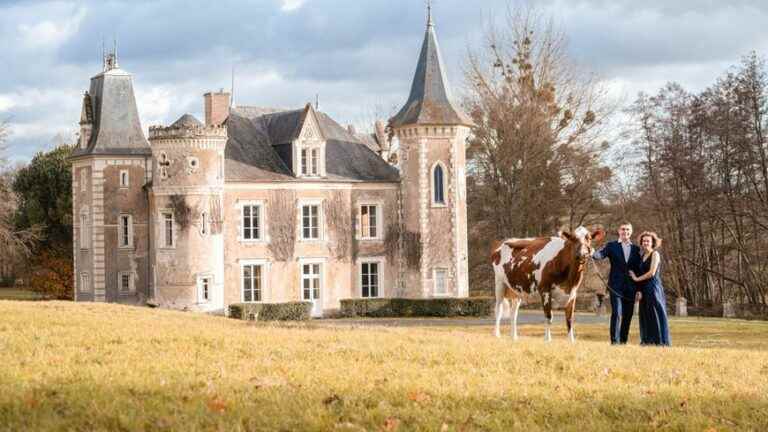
637, 231, 663, 250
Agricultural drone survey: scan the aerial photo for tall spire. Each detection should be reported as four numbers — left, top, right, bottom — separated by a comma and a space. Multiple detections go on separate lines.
389, 3, 471, 128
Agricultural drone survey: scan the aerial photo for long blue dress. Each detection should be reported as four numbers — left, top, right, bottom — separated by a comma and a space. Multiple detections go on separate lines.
637, 253, 671, 346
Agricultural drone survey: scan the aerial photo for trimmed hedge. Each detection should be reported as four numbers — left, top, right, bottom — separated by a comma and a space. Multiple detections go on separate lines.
340, 297, 494, 318
229, 302, 312, 321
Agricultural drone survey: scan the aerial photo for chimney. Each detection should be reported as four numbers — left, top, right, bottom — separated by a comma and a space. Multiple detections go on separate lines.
204, 89, 230, 126
374, 120, 389, 151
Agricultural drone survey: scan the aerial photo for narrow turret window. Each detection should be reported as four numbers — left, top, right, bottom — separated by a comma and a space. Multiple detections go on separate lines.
119, 214, 133, 248
162, 212, 174, 248
120, 170, 129, 188
80, 209, 90, 249
200, 212, 208, 236
432, 163, 446, 205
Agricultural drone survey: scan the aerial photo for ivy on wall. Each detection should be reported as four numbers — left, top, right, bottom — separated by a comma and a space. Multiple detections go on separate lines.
267, 190, 296, 261
324, 192, 352, 261
169, 194, 193, 230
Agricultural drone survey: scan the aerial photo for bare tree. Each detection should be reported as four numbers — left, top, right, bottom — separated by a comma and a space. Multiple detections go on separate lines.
0, 122, 39, 268
463, 4, 616, 289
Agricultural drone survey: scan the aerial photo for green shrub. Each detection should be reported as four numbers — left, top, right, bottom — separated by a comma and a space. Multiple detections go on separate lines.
340, 297, 494, 318
229, 302, 312, 321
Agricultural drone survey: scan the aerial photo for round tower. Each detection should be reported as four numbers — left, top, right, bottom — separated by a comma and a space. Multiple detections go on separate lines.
389, 7, 472, 298
148, 114, 227, 311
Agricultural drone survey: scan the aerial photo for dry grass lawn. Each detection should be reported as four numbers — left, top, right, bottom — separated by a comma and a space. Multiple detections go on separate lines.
1, 301, 767, 431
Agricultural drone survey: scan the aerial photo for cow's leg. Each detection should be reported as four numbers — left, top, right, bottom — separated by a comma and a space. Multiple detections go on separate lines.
510, 297, 521, 341
565, 295, 577, 343
542, 291, 553, 342
494, 278, 506, 338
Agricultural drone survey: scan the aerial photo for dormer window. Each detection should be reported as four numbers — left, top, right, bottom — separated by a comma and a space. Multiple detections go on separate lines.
300, 147, 321, 177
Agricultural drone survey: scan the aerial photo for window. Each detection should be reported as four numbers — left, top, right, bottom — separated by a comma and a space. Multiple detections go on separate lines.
300, 149, 308, 175
310, 148, 319, 175
360, 204, 379, 239
80, 209, 90, 249
80, 170, 87, 192
432, 163, 446, 205
119, 170, 129, 188
80, 272, 90, 293
300, 147, 320, 176
119, 214, 133, 248
199, 276, 211, 302
118, 271, 133, 294
242, 264, 263, 302
242, 204, 261, 240
301, 263, 321, 301
361, 261, 380, 298
162, 212, 174, 248
434, 268, 448, 296
301, 204, 320, 240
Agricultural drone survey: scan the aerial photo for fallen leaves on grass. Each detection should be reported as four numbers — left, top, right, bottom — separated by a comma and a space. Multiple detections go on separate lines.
206, 397, 227, 413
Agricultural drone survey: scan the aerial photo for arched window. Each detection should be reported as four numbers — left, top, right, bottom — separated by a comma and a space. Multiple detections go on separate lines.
432, 163, 445, 205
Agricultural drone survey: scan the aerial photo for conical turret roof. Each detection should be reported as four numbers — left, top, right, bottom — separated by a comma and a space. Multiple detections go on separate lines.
389, 12, 472, 128
171, 113, 203, 128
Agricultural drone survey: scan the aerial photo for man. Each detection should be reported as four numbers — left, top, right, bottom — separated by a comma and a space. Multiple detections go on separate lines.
592, 222, 642, 344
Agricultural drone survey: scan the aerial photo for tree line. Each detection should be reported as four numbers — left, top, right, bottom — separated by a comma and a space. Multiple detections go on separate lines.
463, 6, 767, 307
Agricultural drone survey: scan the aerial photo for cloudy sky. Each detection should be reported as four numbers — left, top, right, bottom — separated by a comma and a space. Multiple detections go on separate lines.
1, 0, 767, 162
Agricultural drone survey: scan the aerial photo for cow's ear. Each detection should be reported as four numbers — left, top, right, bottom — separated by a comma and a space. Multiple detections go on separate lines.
559, 231, 576, 242
591, 229, 606, 243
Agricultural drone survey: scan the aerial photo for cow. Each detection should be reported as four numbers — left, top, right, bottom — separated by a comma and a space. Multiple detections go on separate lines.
491, 226, 605, 342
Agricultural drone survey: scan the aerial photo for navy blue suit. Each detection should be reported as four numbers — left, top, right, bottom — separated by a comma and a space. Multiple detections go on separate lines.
593, 241, 642, 344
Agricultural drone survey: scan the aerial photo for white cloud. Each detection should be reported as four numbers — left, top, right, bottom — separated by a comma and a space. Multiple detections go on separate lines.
0, 95, 14, 112
281, 0, 306, 12
16, 6, 87, 50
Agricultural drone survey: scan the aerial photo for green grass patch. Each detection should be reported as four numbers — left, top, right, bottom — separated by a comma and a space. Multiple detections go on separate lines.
0, 301, 767, 431
0, 288, 47, 301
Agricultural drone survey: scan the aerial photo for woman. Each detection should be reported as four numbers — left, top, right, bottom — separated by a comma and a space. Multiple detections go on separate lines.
629, 231, 671, 346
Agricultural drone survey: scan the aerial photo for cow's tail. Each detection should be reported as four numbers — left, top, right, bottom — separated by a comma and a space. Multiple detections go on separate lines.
490, 240, 503, 265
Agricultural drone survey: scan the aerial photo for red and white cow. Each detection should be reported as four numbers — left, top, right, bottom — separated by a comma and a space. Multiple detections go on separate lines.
491, 226, 605, 342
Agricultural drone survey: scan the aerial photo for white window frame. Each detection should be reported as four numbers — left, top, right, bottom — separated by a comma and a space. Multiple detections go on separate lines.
240, 259, 269, 303
297, 143, 324, 178
119, 169, 129, 188
298, 199, 323, 241
358, 202, 383, 240
298, 257, 325, 302
430, 161, 448, 207
197, 274, 213, 303
118, 214, 133, 249
118, 271, 134, 294
79, 207, 90, 250
238, 200, 265, 242
433, 268, 449, 297
80, 272, 91, 293
160, 210, 175, 249
358, 257, 384, 298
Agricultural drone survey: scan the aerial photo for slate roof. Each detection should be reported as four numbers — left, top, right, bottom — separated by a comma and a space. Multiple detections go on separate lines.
225, 105, 400, 183
71, 68, 151, 158
171, 113, 203, 128
389, 17, 472, 128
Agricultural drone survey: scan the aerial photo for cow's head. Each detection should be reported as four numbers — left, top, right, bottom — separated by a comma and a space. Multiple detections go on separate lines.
560, 226, 606, 263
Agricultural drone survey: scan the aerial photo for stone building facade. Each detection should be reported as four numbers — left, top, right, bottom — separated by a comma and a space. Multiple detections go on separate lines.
69, 13, 472, 316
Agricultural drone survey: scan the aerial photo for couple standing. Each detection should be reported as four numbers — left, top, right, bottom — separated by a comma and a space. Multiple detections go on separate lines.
593, 222, 671, 346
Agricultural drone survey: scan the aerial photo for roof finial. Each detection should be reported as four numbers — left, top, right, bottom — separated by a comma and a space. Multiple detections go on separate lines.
113, 37, 119, 69
231, 64, 236, 108
426, 0, 433, 27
